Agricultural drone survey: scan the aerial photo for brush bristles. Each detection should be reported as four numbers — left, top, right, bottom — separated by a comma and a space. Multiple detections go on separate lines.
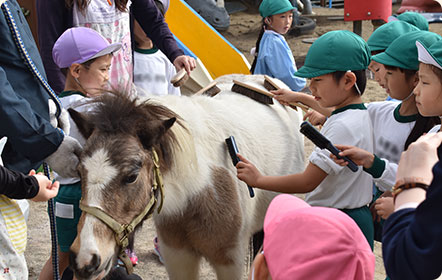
263, 79, 278, 91
231, 84, 273, 105
203, 85, 221, 97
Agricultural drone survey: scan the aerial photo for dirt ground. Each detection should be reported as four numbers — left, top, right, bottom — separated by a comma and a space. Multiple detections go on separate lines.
25, 3, 442, 280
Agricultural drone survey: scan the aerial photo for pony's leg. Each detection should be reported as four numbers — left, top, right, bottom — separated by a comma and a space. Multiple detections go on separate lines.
161, 243, 201, 280
213, 239, 249, 280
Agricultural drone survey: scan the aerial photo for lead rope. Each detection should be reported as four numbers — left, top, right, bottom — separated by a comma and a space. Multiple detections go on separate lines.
1, 2, 63, 279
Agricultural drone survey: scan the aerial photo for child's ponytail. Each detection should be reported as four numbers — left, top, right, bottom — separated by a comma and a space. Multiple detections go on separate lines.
404, 115, 441, 150
250, 20, 267, 74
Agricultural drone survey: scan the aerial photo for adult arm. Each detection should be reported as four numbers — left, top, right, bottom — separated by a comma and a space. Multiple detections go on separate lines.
382, 133, 442, 279
36, 0, 71, 94
0, 165, 39, 199
0, 67, 63, 165
131, 0, 184, 64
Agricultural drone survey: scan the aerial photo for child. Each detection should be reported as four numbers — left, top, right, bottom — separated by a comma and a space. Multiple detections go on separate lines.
330, 30, 441, 240
249, 194, 375, 280
237, 30, 376, 248
389, 11, 429, 31
133, 0, 180, 96
38, 27, 123, 280
250, 0, 306, 91
0, 165, 59, 279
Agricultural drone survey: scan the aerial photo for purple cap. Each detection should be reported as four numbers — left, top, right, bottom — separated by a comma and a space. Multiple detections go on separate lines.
52, 27, 122, 68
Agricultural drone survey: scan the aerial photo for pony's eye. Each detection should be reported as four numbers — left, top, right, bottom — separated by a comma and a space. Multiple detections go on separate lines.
124, 174, 138, 184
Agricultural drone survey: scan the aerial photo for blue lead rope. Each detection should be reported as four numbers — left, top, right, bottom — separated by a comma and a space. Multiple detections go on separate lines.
1, 2, 63, 279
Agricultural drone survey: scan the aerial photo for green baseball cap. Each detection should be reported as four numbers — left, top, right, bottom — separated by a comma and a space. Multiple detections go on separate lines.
417, 39, 442, 70
389, 12, 429, 31
295, 30, 371, 78
259, 0, 294, 18
372, 31, 442, 70
367, 21, 419, 53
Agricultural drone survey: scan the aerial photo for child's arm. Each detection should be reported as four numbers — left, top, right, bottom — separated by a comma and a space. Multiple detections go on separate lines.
236, 154, 327, 193
272, 88, 333, 117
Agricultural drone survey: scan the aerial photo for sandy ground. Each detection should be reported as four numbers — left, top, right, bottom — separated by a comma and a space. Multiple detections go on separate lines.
25, 4, 442, 280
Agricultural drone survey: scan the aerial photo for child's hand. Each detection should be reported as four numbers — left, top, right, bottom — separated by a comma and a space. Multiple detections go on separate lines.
303, 110, 326, 126
272, 88, 298, 105
330, 145, 374, 169
31, 174, 60, 202
374, 197, 394, 219
235, 154, 262, 187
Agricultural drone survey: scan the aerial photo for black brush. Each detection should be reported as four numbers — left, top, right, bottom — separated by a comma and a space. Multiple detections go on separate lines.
225, 136, 255, 198
300, 121, 358, 172
195, 81, 221, 97
231, 79, 274, 105
263, 75, 310, 112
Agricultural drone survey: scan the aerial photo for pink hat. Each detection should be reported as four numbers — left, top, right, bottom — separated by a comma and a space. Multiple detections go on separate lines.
263, 194, 375, 280
52, 27, 121, 68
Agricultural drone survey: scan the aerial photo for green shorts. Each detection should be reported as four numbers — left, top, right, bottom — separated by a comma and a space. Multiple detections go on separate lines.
341, 205, 374, 250
50, 182, 82, 252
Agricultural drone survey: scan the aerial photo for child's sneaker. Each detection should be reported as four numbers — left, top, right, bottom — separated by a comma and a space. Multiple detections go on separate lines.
153, 236, 164, 264
125, 248, 138, 266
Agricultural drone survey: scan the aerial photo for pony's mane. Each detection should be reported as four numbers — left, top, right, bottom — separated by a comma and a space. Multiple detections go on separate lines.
85, 92, 184, 169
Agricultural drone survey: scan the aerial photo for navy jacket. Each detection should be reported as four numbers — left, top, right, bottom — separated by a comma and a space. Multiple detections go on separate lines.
382, 147, 442, 279
36, 0, 184, 93
0, 0, 63, 173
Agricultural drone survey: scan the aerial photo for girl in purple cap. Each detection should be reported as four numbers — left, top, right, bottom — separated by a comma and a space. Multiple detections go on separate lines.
38, 27, 140, 280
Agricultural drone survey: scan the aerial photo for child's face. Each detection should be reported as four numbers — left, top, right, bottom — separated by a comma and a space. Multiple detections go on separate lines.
384, 68, 416, 100
267, 11, 293, 35
414, 63, 442, 116
368, 60, 386, 89
77, 55, 112, 97
308, 73, 347, 108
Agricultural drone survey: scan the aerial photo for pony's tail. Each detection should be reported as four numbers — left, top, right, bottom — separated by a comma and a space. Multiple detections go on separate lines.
250, 21, 266, 74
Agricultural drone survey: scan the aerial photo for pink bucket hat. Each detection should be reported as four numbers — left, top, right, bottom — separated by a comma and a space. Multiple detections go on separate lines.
263, 194, 375, 280
52, 27, 121, 68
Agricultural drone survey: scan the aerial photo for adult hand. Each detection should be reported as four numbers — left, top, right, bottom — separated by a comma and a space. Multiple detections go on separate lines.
330, 145, 374, 169
396, 132, 442, 186
303, 110, 326, 126
45, 135, 82, 178
173, 55, 196, 75
236, 154, 262, 187
48, 99, 71, 135
28, 169, 60, 202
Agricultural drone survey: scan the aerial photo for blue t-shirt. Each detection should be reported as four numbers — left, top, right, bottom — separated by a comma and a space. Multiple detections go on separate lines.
254, 30, 306, 91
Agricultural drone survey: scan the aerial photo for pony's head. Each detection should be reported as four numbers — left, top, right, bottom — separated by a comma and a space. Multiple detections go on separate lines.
68, 92, 179, 279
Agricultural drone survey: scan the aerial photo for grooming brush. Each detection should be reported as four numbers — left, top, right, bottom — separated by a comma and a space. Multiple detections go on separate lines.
194, 81, 221, 97
225, 136, 255, 198
263, 75, 309, 112
170, 68, 189, 87
300, 121, 358, 172
231, 80, 274, 105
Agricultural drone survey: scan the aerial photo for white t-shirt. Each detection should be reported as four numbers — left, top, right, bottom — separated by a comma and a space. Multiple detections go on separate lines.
134, 48, 180, 96
366, 101, 417, 191
306, 104, 374, 209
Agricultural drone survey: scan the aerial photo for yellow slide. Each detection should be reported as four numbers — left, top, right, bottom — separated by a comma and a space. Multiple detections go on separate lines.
165, 0, 251, 79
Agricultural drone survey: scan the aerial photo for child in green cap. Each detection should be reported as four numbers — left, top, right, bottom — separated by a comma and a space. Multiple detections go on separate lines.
388, 11, 429, 31
236, 30, 376, 248
250, 0, 306, 91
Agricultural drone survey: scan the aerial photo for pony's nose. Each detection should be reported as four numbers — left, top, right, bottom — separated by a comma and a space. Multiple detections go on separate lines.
69, 250, 101, 279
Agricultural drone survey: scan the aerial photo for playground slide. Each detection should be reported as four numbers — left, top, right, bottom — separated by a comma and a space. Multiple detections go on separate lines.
165, 0, 251, 79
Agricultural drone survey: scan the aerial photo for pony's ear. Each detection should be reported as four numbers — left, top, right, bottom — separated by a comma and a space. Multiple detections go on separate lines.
68, 108, 95, 139
138, 117, 176, 150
